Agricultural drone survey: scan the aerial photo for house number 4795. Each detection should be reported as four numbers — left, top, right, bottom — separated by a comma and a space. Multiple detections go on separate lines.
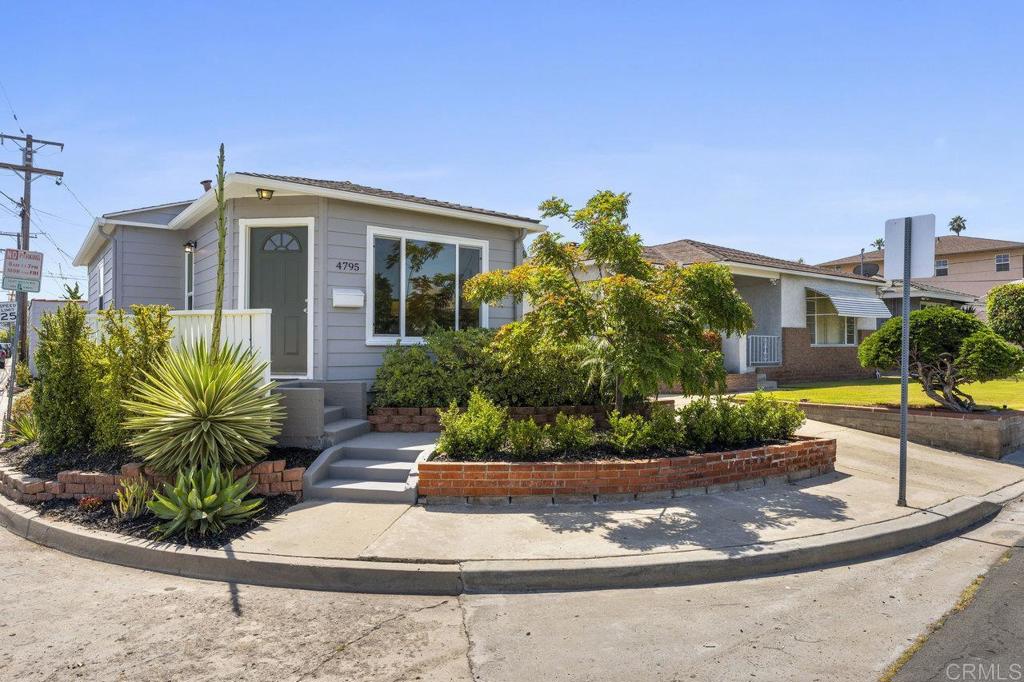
335, 261, 362, 272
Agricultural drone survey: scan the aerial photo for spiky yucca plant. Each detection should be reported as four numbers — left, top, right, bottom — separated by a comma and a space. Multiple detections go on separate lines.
5, 412, 40, 448
147, 467, 263, 540
123, 341, 285, 473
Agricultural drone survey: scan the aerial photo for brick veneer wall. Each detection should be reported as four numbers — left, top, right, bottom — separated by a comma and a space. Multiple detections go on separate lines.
795, 402, 1024, 459
0, 459, 304, 505
725, 373, 758, 393
417, 437, 836, 502
763, 328, 875, 384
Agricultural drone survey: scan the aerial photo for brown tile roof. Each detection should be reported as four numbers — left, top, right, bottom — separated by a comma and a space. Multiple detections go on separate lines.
883, 280, 977, 299
644, 239, 879, 282
237, 172, 540, 224
818, 235, 1024, 267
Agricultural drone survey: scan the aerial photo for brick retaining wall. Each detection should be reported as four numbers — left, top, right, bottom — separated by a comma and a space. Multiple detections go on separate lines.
417, 437, 836, 504
0, 459, 305, 505
794, 402, 1024, 459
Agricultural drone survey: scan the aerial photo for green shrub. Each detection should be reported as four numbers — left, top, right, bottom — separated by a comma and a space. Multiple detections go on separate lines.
545, 413, 594, 456
644, 403, 685, 450
9, 391, 32, 424
373, 328, 596, 408
714, 399, 750, 449
147, 467, 263, 540
93, 305, 173, 453
505, 418, 547, 460
123, 341, 284, 474
4, 412, 39, 448
112, 476, 152, 521
987, 283, 1024, 346
741, 391, 805, 443
437, 388, 508, 460
33, 302, 98, 453
15, 362, 31, 387
607, 410, 650, 455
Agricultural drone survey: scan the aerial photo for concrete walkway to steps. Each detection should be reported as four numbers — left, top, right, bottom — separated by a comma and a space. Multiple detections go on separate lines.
226, 419, 1024, 563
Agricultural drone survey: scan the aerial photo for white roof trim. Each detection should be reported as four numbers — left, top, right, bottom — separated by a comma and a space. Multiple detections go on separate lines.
167, 174, 546, 233
72, 217, 171, 266
102, 199, 194, 218
720, 260, 883, 286
808, 285, 892, 318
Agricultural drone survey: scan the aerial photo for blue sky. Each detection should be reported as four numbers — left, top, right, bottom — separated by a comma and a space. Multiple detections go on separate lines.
3, 1, 1023, 297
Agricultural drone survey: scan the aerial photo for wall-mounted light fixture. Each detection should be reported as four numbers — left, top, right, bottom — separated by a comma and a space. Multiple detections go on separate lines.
183, 240, 197, 253
255, 187, 274, 201
770, 278, 779, 286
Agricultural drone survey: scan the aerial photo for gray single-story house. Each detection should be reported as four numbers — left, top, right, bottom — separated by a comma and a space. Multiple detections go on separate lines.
72, 173, 545, 382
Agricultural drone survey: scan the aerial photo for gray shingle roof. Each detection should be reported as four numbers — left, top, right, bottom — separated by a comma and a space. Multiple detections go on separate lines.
237, 172, 540, 224
645, 239, 879, 282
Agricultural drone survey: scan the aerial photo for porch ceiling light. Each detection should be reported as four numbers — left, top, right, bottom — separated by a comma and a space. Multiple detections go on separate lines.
255, 187, 274, 201
183, 240, 197, 253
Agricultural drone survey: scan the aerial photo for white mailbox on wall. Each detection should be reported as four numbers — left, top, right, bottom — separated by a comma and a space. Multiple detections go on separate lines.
332, 288, 364, 308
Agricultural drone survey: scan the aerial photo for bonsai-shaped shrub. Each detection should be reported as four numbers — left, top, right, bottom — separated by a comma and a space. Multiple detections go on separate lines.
437, 387, 508, 459
93, 305, 174, 454
464, 190, 753, 411
987, 283, 1024, 347
33, 302, 98, 453
123, 341, 284, 473
147, 467, 263, 540
858, 306, 1024, 412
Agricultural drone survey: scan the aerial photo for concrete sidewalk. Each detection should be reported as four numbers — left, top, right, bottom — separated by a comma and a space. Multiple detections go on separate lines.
226, 419, 1024, 563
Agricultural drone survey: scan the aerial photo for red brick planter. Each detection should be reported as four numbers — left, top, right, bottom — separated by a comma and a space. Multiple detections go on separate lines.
0, 459, 305, 505
417, 437, 836, 503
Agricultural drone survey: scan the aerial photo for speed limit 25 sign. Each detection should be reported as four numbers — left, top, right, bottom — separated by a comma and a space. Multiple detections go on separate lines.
0, 302, 16, 323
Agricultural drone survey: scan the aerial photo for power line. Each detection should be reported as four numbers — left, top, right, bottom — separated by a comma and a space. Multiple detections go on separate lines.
61, 182, 95, 219
0, 80, 25, 135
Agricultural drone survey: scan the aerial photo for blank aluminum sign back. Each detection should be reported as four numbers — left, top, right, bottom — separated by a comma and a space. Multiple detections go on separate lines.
884, 214, 936, 279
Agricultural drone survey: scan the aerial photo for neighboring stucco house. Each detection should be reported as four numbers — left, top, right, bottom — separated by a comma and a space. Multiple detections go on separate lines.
72, 173, 545, 382
644, 240, 894, 386
818, 235, 1024, 320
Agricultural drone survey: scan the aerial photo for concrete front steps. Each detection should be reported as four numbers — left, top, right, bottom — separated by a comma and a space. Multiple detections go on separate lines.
756, 372, 778, 390
304, 432, 437, 503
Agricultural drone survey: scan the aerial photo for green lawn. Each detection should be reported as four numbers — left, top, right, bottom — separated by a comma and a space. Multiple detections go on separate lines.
748, 377, 1024, 411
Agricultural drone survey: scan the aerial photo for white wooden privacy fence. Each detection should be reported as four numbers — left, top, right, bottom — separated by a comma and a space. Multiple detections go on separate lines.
86, 309, 273, 383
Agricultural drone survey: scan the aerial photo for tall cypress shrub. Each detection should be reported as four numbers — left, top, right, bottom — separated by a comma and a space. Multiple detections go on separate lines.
33, 303, 98, 453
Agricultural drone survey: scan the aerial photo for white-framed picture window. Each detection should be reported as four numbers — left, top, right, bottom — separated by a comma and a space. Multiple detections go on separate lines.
935, 259, 949, 277
806, 292, 857, 346
365, 226, 488, 344
995, 254, 1010, 272
185, 250, 195, 310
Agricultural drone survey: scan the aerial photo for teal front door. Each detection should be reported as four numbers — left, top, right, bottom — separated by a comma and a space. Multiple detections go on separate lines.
249, 226, 308, 375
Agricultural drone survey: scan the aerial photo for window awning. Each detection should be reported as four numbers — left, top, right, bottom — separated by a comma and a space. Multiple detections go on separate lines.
807, 286, 891, 318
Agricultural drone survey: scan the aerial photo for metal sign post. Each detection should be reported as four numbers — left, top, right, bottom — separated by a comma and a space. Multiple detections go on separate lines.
1, 249, 42, 432
5, 309, 19, 432
884, 215, 936, 508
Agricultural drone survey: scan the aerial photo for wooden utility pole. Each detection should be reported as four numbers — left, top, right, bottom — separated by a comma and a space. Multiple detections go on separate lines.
0, 133, 64, 360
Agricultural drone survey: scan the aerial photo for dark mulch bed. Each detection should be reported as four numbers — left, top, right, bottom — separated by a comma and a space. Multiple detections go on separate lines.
33, 494, 295, 550
0, 445, 320, 481
265, 446, 321, 470
0, 443, 129, 479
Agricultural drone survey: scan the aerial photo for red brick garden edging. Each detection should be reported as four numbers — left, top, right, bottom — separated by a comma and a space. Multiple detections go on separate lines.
417, 437, 836, 503
0, 459, 304, 505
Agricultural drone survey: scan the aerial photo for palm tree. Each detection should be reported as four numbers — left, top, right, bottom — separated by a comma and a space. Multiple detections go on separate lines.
948, 215, 967, 236
871, 238, 885, 251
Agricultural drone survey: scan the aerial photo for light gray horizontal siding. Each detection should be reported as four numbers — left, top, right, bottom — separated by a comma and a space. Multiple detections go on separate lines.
116, 225, 186, 309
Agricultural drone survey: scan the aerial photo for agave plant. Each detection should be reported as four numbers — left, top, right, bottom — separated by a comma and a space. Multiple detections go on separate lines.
123, 341, 285, 473
112, 476, 152, 521
4, 412, 40, 448
147, 467, 263, 540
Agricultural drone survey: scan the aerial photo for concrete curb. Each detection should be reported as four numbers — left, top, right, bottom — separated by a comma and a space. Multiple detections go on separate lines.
3, 480, 1023, 595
